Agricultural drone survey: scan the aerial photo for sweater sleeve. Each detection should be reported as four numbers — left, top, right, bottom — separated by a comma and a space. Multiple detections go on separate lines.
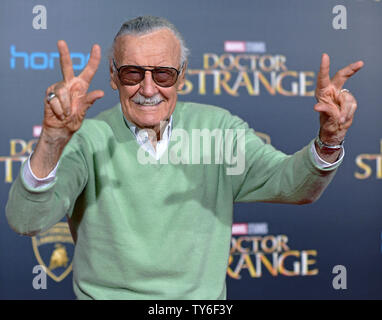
227, 115, 342, 204
5, 132, 89, 236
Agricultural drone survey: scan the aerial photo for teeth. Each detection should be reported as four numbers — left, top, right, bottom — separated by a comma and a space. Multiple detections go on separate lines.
139, 101, 162, 106
132, 93, 163, 106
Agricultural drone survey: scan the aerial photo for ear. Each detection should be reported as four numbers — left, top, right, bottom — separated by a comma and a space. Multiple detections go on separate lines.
109, 60, 118, 90
176, 61, 188, 91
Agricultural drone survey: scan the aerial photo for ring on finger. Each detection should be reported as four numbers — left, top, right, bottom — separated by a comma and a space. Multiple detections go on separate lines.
340, 88, 350, 94
46, 92, 57, 103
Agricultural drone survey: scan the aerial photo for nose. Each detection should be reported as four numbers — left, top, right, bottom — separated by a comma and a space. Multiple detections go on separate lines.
139, 70, 158, 97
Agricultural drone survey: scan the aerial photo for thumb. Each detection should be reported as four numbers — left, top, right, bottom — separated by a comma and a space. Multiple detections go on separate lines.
84, 90, 104, 109
314, 102, 335, 117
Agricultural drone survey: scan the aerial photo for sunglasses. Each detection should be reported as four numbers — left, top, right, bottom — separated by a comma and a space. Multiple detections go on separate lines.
113, 59, 182, 88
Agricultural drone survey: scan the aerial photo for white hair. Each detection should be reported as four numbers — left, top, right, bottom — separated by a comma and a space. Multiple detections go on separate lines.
111, 16, 190, 70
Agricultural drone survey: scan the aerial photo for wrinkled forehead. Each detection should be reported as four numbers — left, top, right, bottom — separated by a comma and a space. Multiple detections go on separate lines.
113, 28, 181, 68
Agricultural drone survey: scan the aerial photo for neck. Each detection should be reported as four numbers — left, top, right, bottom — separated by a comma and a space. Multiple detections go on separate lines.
140, 119, 169, 142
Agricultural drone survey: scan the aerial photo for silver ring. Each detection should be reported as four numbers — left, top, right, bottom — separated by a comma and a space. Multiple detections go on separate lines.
46, 92, 57, 102
340, 88, 350, 94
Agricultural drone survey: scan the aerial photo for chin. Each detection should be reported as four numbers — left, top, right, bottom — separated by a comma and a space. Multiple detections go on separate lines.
133, 114, 166, 129
136, 110, 172, 125
138, 119, 161, 128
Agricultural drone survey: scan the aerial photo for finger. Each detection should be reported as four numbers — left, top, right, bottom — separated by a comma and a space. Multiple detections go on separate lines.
338, 92, 357, 123
337, 93, 350, 124
45, 85, 55, 97
57, 40, 75, 82
55, 86, 71, 117
344, 102, 357, 125
348, 102, 357, 122
316, 53, 331, 90
48, 96, 65, 121
79, 44, 101, 84
331, 60, 364, 89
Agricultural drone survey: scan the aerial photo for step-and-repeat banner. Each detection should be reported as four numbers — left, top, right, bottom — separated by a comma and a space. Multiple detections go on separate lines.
0, 0, 381, 299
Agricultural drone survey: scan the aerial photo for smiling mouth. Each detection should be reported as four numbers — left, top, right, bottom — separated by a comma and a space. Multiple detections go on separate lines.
134, 100, 163, 107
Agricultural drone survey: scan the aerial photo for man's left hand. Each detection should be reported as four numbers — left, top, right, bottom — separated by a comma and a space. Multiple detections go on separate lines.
313, 53, 364, 161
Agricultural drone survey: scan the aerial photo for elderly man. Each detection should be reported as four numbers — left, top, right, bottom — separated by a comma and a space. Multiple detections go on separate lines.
6, 16, 363, 299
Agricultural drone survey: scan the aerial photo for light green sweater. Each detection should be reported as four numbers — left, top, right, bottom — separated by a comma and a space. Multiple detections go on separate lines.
6, 101, 341, 299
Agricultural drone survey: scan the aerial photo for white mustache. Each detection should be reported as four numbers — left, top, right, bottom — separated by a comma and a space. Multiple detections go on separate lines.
132, 93, 164, 106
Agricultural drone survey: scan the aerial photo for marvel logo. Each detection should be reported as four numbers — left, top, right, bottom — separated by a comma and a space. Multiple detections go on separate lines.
245, 41, 266, 53
224, 41, 246, 53
232, 222, 268, 235
224, 41, 266, 53
232, 223, 248, 235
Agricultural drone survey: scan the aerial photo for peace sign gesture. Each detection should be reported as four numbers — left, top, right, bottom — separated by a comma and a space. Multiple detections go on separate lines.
43, 40, 104, 135
314, 53, 364, 147
31, 40, 104, 178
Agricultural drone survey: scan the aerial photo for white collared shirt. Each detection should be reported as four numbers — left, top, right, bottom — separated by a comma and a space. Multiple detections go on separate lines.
121, 106, 172, 161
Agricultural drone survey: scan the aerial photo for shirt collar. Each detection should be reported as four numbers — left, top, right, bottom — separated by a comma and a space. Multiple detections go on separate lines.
120, 104, 173, 141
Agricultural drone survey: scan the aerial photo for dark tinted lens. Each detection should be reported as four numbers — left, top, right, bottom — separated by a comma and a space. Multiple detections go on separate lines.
152, 68, 178, 87
119, 66, 145, 85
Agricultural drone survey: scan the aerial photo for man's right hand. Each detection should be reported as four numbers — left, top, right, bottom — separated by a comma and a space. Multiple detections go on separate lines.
44, 40, 104, 136
30, 40, 104, 178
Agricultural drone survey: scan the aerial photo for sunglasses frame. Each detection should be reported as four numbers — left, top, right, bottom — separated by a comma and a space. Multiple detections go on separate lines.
112, 59, 182, 88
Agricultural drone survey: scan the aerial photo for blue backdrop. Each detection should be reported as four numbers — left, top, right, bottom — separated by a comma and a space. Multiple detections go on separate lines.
0, 0, 381, 299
